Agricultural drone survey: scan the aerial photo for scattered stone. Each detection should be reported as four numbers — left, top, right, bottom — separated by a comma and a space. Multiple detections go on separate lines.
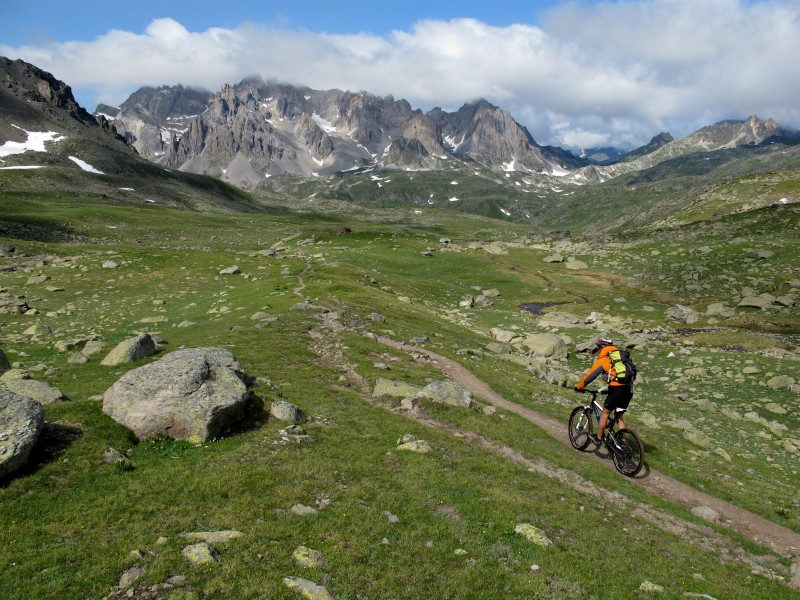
691, 506, 720, 522
738, 294, 776, 310
705, 302, 735, 318
283, 576, 335, 600
543, 253, 564, 263
181, 542, 220, 565
667, 305, 700, 325
182, 530, 244, 544
384, 511, 400, 523
0, 378, 65, 404
415, 380, 475, 408
454, 548, 468, 555
373, 378, 422, 399
102, 261, 119, 269
100, 333, 157, 366
291, 504, 318, 516
292, 545, 325, 568
565, 258, 588, 270
102, 448, 133, 469
767, 375, 795, 390
118, 566, 144, 589
270, 401, 307, 423
514, 523, 553, 548
369, 312, 386, 322
67, 352, 89, 364
489, 328, 518, 343
764, 403, 787, 415
219, 266, 241, 275
397, 439, 432, 453
102, 348, 249, 443
639, 580, 665, 593
0, 388, 44, 480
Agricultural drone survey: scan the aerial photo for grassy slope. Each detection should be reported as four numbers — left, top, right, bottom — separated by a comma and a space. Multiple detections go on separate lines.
1, 186, 798, 598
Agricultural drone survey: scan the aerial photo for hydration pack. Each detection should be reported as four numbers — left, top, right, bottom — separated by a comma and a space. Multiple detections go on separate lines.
608, 348, 637, 384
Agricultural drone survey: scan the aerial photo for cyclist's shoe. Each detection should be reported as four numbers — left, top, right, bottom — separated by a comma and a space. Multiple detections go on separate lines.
588, 433, 601, 446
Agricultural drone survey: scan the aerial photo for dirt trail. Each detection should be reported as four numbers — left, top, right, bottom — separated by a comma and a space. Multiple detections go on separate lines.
378, 337, 800, 559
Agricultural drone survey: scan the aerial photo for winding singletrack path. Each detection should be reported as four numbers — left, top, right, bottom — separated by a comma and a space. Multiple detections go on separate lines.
379, 337, 800, 559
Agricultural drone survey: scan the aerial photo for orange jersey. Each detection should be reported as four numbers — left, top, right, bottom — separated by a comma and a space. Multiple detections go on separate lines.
575, 345, 629, 390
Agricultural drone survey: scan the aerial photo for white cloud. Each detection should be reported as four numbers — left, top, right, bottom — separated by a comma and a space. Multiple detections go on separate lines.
1, 1, 799, 150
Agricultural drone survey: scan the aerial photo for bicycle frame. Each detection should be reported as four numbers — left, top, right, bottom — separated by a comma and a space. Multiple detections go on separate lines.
586, 391, 625, 432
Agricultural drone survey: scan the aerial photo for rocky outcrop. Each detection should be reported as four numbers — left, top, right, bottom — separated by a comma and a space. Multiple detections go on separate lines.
102, 347, 250, 443
0, 388, 44, 480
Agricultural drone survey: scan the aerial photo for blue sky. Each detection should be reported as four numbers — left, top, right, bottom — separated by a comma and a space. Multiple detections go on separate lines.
2, 0, 799, 150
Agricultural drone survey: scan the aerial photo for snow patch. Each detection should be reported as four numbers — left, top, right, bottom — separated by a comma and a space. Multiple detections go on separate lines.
502, 157, 516, 172
449, 197, 460, 202
0, 126, 65, 157
311, 112, 336, 133
118, 187, 135, 191
68, 156, 104, 174
0, 165, 46, 170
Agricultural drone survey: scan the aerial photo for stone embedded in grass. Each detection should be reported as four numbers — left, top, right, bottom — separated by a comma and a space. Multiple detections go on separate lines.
396, 436, 432, 453
691, 506, 721, 522
738, 294, 776, 310
667, 304, 700, 324
1, 378, 65, 404
0, 388, 44, 481
638, 580, 665, 593
489, 328, 519, 343
292, 545, 325, 568
522, 333, 568, 359
270, 401, 306, 423
514, 523, 553, 548
182, 530, 244, 544
415, 380, 475, 408
100, 333, 157, 366
767, 375, 795, 390
291, 504, 318, 516
373, 378, 422, 399
181, 542, 220, 565
283, 576, 335, 600
118, 566, 144, 588
102, 260, 119, 269
219, 266, 241, 275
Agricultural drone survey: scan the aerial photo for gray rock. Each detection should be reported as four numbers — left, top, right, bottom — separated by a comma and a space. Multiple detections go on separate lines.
522, 333, 568, 359
283, 576, 335, 600
373, 378, 422, 398
538, 312, 583, 328
0, 388, 44, 480
705, 302, 735, 318
102, 348, 249, 443
397, 439, 433, 453
101, 333, 157, 366
182, 530, 244, 544
0, 378, 64, 404
489, 328, 518, 343
292, 545, 325, 568
270, 401, 306, 423
691, 506, 720, 522
291, 504, 318, 515
219, 266, 241, 275
181, 542, 220, 565
667, 304, 700, 324
416, 380, 475, 408
118, 566, 144, 589
767, 375, 795, 390
738, 294, 776, 309
543, 253, 564, 263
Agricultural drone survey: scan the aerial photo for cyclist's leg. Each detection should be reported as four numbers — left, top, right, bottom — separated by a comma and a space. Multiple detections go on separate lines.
597, 407, 612, 441
605, 386, 633, 432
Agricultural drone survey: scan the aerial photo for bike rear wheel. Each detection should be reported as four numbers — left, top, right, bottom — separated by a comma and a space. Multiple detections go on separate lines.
568, 406, 594, 450
609, 428, 644, 476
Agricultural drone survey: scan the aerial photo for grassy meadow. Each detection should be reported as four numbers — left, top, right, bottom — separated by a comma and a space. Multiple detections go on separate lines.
1, 188, 799, 599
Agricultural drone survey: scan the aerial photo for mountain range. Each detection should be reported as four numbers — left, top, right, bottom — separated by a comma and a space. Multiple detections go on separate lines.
94, 75, 798, 189
2, 55, 799, 224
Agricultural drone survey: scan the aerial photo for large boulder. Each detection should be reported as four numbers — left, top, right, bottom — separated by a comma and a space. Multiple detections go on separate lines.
101, 333, 157, 366
0, 388, 44, 480
522, 333, 568, 359
102, 348, 249, 443
738, 294, 776, 310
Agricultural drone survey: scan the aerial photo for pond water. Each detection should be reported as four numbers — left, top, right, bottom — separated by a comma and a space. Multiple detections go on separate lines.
521, 302, 566, 315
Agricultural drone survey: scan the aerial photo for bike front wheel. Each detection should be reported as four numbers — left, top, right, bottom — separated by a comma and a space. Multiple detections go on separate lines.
568, 406, 594, 450
609, 428, 644, 477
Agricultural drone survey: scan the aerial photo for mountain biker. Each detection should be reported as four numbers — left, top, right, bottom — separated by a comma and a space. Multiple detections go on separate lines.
574, 337, 633, 446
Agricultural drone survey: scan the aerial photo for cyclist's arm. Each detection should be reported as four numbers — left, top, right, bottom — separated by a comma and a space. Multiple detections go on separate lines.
576, 358, 607, 390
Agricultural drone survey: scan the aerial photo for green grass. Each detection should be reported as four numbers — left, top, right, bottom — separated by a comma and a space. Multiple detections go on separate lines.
1, 191, 799, 598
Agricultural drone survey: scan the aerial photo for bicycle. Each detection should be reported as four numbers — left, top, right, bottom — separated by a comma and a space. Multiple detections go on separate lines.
568, 389, 644, 477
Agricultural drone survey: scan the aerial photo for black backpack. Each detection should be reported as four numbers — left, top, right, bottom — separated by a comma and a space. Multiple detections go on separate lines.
608, 348, 637, 384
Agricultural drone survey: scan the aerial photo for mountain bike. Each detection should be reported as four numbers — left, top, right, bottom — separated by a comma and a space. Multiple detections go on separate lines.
568, 389, 644, 477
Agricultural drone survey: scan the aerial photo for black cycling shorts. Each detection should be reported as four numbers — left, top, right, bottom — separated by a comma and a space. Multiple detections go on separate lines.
604, 385, 633, 412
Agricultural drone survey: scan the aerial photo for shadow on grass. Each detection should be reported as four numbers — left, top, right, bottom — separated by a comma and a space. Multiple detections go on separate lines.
1, 420, 85, 487
0, 217, 84, 244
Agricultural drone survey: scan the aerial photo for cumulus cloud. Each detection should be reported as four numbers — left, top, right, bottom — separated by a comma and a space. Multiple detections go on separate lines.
2, 0, 799, 150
